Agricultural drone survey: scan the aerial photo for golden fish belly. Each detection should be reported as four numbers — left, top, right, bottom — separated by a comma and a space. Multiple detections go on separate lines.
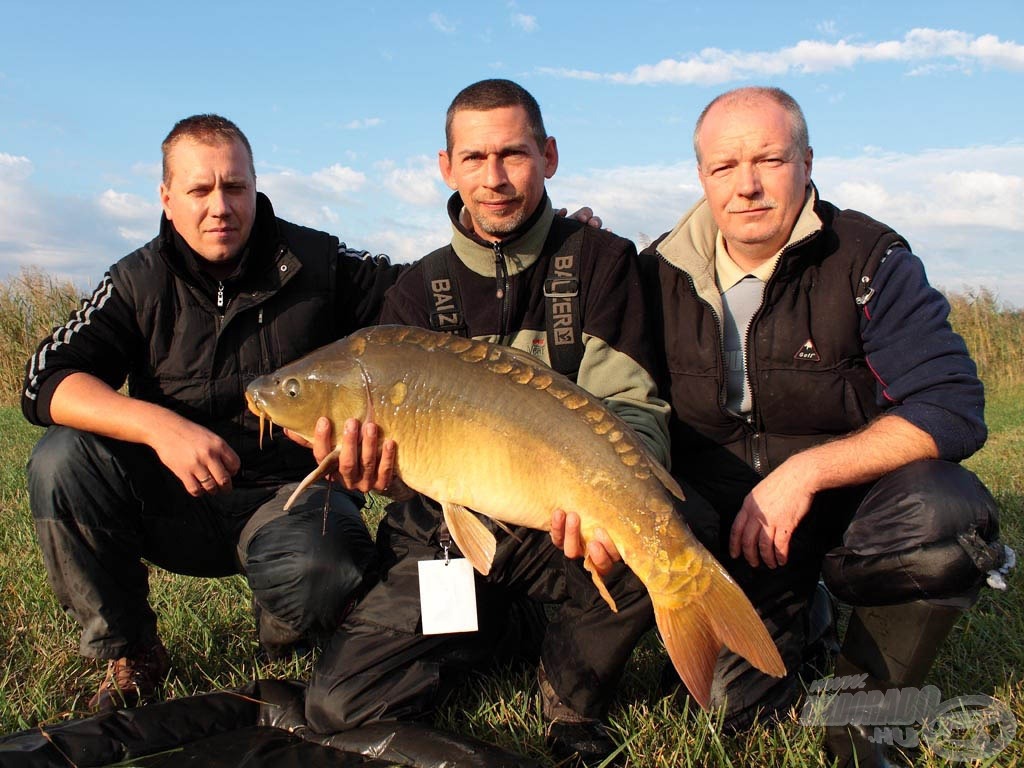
358, 340, 714, 604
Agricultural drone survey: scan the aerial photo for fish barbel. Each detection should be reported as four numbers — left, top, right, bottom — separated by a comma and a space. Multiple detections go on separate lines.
245, 325, 785, 706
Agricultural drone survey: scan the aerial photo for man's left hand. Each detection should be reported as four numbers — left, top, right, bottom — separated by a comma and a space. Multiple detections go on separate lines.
728, 457, 816, 569
556, 206, 603, 230
285, 417, 400, 494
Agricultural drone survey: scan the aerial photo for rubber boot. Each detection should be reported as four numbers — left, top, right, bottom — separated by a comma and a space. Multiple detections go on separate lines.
825, 600, 961, 767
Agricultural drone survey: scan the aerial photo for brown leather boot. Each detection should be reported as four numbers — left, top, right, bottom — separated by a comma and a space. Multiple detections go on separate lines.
538, 663, 623, 767
88, 639, 171, 712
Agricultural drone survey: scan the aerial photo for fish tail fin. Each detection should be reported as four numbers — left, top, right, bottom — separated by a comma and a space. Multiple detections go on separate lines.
652, 562, 786, 710
652, 597, 719, 710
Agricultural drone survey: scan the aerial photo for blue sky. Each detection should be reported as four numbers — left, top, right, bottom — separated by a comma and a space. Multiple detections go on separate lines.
2, 1, 1022, 304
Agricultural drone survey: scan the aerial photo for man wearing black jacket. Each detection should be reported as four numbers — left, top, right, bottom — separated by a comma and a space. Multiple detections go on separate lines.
22, 114, 402, 712
302, 79, 675, 768
555, 87, 1006, 766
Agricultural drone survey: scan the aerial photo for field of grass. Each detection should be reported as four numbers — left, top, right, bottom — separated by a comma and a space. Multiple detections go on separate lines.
0, 269, 1021, 766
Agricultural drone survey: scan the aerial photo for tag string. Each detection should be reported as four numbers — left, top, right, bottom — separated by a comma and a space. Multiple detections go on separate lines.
440, 530, 451, 566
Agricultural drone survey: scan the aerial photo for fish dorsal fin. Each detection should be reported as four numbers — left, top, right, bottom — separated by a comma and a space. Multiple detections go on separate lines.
649, 459, 687, 503
441, 501, 497, 577
283, 447, 341, 511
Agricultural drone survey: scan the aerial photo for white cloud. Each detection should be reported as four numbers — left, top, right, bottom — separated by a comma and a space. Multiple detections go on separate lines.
257, 163, 367, 231
379, 156, 445, 207
817, 21, 838, 38
813, 145, 1024, 233
366, 223, 450, 264
344, 117, 383, 130
539, 28, 1024, 85
0, 152, 33, 179
0, 155, 135, 288
511, 13, 537, 32
311, 164, 367, 194
97, 189, 158, 220
429, 12, 456, 34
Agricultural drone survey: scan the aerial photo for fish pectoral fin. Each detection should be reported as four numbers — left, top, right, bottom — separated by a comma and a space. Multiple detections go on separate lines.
441, 501, 497, 577
283, 448, 342, 511
583, 555, 619, 613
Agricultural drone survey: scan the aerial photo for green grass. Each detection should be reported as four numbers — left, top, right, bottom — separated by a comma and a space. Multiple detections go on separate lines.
2, 269, 1022, 765
2, 389, 1022, 766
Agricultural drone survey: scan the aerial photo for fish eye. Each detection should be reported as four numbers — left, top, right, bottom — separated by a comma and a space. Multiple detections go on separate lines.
284, 378, 300, 398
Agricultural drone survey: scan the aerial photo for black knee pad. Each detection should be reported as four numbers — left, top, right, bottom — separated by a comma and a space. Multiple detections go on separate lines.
245, 495, 379, 636
822, 461, 1002, 606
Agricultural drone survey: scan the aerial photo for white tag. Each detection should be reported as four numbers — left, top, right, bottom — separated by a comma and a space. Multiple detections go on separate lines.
418, 557, 479, 635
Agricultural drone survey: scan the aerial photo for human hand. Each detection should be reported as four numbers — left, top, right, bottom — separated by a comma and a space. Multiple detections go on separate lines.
550, 509, 621, 576
287, 417, 401, 495
555, 206, 603, 230
151, 417, 240, 497
728, 458, 817, 568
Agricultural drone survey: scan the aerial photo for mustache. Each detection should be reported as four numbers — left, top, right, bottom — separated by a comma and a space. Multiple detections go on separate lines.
727, 199, 778, 213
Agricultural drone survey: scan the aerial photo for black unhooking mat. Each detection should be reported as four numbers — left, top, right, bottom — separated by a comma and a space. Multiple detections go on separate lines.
0, 679, 542, 768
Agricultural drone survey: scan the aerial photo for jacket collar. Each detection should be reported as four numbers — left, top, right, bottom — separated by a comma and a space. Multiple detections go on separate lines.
446, 191, 555, 277
656, 184, 823, 318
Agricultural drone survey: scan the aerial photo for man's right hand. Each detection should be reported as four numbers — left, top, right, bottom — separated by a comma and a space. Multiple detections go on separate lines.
48, 372, 241, 498
150, 417, 240, 497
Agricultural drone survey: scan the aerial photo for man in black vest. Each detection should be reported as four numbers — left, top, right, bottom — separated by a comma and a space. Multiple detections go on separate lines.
22, 114, 402, 712
556, 87, 1006, 765
303, 79, 678, 767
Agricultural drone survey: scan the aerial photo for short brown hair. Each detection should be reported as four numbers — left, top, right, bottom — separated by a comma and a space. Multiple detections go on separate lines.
161, 114, 255, 184
693, 87, 809, 164
445, 79, 547, 154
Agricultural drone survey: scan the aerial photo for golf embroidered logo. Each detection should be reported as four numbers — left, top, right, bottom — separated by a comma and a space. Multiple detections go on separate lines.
800, 677, 1017, 762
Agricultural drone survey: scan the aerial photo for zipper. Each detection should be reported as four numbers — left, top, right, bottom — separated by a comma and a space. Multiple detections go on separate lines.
671, 252, 766, 475
217, 281, 225, 310
257, 307, 270, 370
743, 295, 765, 476
492, 241, 510, 337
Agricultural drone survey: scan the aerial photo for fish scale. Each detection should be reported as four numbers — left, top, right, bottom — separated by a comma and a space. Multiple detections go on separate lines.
246, 324, 786, 708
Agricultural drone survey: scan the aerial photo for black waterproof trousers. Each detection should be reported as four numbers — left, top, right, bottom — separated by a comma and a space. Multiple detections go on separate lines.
678, 459, 1001, 731
305, 494, 657, 734
27, 426, 379, 658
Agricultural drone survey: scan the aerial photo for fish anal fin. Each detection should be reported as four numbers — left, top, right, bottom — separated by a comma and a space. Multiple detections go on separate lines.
704, 563, 787, 679
583, 555, 619, 613
284, 448, 341, 511
441, 501, 497, 577
652, 596, 719, 710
